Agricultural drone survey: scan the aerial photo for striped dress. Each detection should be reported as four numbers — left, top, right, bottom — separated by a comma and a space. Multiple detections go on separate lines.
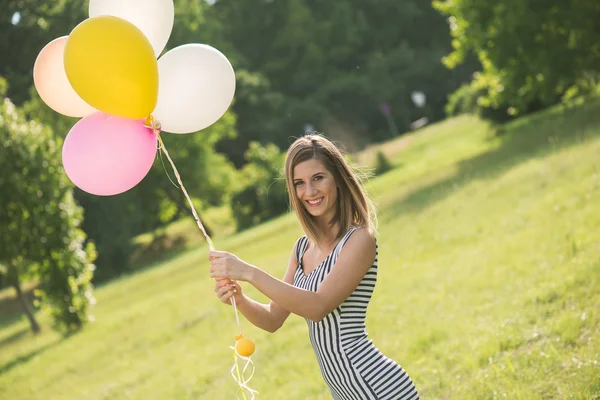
293, 228, 419, 400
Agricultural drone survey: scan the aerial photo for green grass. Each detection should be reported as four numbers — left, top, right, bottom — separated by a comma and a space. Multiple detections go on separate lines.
2, 100, 600, 399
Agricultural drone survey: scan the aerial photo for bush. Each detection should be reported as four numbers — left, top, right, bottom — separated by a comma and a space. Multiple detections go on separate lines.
374, 151, 393, 175
231, 142, 288, 230
445, 82, 482, 117
445, 78, 515, 123
0, 95, 96, 333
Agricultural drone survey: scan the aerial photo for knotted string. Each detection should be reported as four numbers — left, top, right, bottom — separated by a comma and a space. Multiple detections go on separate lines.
229, 345, 258, 400
229, 295, 258, 400
144, 116, 256, 398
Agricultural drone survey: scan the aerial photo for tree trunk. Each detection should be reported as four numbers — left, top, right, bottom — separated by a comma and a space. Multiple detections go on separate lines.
10, 265, 41, 334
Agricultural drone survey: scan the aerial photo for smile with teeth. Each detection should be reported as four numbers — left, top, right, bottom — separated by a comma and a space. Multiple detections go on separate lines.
306, 197, 324, 207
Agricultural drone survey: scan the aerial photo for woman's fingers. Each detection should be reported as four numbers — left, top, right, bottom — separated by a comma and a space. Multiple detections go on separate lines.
215, 279, 235, 290
210, 264, 228, 279
213, 278, 240, 305
215, 278, 234, 291
215, 279, 227, 289
216, 283, 237, 303
208, 250, 229, 260
216, 284, 232, 296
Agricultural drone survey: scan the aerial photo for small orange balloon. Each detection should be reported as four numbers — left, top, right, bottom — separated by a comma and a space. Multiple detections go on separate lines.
235, 336, 255, 357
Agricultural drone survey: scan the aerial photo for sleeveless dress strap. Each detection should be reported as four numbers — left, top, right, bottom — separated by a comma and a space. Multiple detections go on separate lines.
332, 227, 358, 260
340, 227, 358, 247
295, 236, 309, 264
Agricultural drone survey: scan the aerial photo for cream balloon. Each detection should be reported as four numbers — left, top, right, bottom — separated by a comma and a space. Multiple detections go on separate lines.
153, 44, 236, 134
33, 36, 96, 118
89, 0, 174, 57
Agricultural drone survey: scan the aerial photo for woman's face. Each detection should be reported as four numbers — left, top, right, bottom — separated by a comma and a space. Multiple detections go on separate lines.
293, 158, 338, 221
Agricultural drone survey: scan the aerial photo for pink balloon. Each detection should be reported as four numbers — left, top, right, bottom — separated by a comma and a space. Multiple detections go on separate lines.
62, 112, 157, 196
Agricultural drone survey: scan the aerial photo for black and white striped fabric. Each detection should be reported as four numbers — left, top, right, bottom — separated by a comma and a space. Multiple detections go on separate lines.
293, 227, 419, 400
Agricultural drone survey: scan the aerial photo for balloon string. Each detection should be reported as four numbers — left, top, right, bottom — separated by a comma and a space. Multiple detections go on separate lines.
234, 349, 249, 400
231, 296, 255, 399
146, 117, 214, 251
232, 296, 242, 335
148, 117, 241, 335
146, 117, 254, 398
157, 144, 180, 189
230, 346, 258, 400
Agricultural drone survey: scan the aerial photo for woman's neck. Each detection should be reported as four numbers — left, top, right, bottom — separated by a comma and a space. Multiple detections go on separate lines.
314, 220, 341, 250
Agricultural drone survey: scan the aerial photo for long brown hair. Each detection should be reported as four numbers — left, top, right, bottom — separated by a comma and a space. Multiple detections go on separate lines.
284, 134, 377, 247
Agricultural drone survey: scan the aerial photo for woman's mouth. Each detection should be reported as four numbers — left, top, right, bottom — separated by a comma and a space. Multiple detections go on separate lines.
306, 197, 324, 207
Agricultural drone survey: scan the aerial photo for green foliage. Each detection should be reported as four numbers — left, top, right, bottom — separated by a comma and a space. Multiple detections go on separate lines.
215, 69, 288, 167
211, 0, 476, 163
154, 110, 238, 209
0, 97, 96, 333
0, 0, 88, 104
434, 0, 600, 119
231, 142, 288, 230
22, 87, 79, 139
445, 82, 480, 117
0, 77, 7, 97
445, 80, 511, 122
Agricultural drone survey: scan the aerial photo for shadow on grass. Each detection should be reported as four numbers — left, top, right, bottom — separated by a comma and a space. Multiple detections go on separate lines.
129, 233, 188, 269
0, 327, 30, 350
0, 338, 63, 375
91, 232, 209, 291
383, 100, 600, 219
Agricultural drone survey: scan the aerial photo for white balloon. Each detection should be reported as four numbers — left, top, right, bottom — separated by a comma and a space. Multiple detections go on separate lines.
89, 0, 174, 57
153, 44, 236, 134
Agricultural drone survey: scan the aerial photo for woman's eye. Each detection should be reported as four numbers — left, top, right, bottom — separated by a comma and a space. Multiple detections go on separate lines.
313, 176, 323, 181
294, 181, 304, 186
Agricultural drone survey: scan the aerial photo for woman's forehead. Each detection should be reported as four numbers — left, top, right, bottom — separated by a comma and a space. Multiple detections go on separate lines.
293, 158, 327, 178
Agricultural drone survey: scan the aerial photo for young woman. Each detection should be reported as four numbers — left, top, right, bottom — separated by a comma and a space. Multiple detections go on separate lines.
209, 134, 419, 400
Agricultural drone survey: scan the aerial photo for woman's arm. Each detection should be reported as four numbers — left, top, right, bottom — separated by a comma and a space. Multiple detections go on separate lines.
213, 241, 299, 333
210, 228, 376, 322
234, 293, 286, 333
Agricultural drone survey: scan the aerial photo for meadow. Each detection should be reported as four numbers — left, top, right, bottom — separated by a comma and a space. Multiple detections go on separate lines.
1, 100, 599, 399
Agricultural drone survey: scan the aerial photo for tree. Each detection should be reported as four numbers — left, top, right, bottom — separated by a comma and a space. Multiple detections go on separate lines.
13, 0, 240, 278
230, 142, 288, 230
0, 80, 96, 334
434, 0, 600, 118
0, 0, 87, 105
210, 0, 476, 160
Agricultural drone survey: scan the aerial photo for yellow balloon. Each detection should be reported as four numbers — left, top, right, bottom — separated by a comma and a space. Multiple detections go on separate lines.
64, 16, 158, 119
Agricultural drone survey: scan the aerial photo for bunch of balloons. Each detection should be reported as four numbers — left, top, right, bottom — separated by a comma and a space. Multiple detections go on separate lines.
33, 0, 235, 196
34, 1, 258, 397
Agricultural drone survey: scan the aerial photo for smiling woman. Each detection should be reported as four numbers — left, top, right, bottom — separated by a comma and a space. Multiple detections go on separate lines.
286, 136, 375, 248
209, 134, 419, 399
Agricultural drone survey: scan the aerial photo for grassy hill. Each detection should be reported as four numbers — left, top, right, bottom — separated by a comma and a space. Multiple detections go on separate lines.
1, 99, 599, 399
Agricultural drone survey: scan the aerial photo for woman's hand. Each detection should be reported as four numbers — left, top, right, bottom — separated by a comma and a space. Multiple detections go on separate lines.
214, 278, 244, 305
209, 250, 257, 282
